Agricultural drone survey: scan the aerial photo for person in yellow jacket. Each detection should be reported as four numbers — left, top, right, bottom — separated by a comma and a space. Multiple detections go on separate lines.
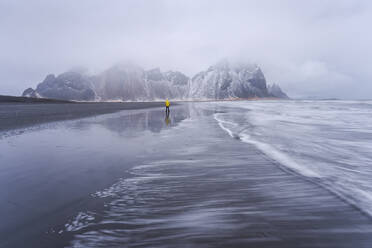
165, 98, 170, 114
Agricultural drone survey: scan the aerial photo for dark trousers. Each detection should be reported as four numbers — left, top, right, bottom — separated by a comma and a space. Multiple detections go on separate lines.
166, 106, 170, 114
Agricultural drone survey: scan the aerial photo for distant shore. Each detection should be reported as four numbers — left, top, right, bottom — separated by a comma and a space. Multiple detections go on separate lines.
0, 95, 73, 104
178, 97, 287, 103
1, 94, 288, 104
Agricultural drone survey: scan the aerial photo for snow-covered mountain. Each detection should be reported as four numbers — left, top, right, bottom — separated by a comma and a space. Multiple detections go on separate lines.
23, 72, 96, 101
189, 60, 269, 99
22, 61, 288, 101
91, 64, 189, 101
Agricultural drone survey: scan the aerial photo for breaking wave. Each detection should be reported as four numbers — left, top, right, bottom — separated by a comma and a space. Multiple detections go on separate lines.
213, 100, 372, 217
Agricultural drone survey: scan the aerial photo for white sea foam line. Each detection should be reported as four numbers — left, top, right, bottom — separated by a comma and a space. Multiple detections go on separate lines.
214, 110, 372, 217
213, 113, 238, 138
213, 113, 320, 178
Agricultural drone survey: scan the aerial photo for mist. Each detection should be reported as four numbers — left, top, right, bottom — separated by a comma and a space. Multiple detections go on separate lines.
1, 0, 371, 99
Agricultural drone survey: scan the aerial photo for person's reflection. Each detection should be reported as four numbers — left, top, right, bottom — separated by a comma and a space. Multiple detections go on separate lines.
165, 112, 171, 126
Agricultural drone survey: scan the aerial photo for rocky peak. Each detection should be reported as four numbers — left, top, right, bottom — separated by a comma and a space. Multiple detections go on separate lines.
268, 83, 289, 99
22, 88, 37, 98
25, 71, 96, 101
190, 60, 269, 99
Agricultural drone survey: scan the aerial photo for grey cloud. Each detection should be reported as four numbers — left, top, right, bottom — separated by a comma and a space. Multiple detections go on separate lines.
0, 0, 371, 99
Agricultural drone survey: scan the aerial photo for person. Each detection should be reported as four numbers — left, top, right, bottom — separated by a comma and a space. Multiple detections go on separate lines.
165, 98, 170, 114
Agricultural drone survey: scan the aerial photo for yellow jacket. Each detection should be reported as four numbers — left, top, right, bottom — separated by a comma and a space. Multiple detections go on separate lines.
165, 99, 170, 107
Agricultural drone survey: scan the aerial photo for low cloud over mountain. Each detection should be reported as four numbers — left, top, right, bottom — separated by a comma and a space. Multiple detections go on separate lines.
23, 61, 288, 101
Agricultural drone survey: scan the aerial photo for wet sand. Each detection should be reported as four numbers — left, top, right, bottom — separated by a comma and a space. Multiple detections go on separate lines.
0, 101, 164, 132
1, 103, 372, 247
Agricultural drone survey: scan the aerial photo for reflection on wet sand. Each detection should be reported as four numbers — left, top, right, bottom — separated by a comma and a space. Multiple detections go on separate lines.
0, 105, 193, 248
165, 112, 171, 126
71, 105, 190, 135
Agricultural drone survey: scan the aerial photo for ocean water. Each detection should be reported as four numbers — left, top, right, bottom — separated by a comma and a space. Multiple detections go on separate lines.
213, 100, 372, 217
56, 101, 372, 248
59, 102, 372, 247
3, 102, 372, 247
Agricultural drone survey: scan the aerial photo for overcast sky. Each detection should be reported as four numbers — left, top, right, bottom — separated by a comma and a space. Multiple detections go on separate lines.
1, 0, 371, 98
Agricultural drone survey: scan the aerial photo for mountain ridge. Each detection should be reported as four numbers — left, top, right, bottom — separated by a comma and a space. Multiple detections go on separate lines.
22, 61, 288, 101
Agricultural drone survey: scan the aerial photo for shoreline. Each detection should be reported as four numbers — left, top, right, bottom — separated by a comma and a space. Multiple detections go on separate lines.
177, 97, 288, 102
0, 96, 285, 133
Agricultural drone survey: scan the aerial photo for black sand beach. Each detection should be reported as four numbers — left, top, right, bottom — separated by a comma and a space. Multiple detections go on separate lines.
0, 100, 163, 132
1, 103, 372, 248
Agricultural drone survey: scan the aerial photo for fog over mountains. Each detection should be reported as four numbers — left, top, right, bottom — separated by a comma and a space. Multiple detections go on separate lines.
23, 61, 288, 101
